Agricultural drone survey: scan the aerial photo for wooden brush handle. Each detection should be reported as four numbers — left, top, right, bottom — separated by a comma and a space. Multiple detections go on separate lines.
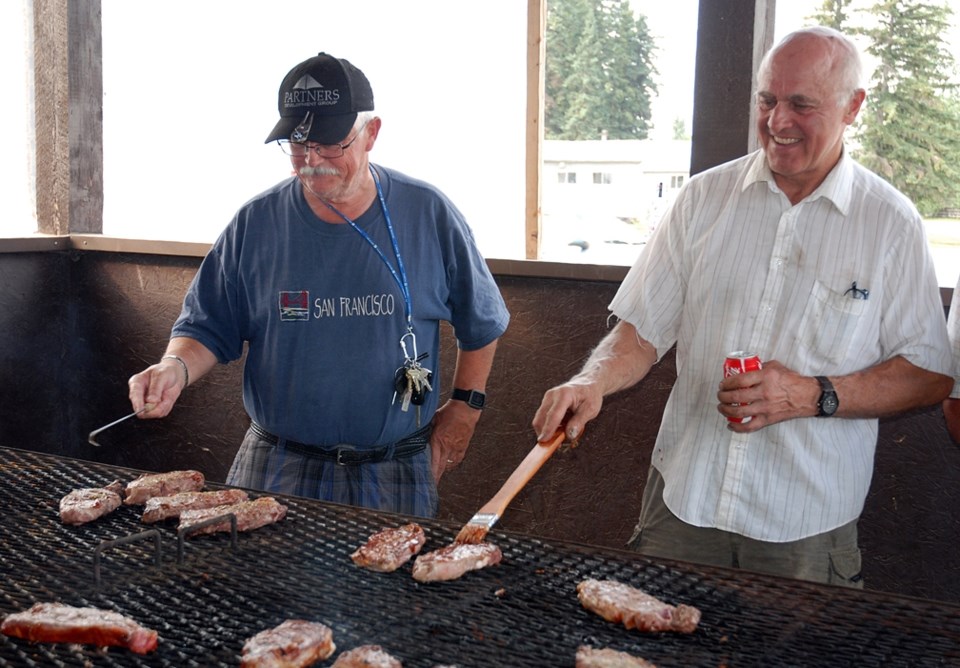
478, 428, 567, 517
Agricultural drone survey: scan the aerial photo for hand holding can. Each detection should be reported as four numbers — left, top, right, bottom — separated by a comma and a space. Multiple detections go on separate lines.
723, 351, 763, 423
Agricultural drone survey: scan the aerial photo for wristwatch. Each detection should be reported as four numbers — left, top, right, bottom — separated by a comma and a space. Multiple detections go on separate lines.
452, 388, 486, 410
815, 376, 839, 417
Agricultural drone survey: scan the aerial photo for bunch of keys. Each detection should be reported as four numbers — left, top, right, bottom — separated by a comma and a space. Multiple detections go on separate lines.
392, 331, 433, 426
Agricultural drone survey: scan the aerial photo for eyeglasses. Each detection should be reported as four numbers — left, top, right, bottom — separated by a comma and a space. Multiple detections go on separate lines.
277, 122, 368, 159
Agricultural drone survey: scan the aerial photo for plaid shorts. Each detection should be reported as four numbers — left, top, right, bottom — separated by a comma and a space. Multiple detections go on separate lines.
225, 423, 438, 518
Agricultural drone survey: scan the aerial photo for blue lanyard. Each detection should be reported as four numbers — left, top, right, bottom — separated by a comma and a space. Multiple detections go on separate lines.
319, 165, 413, 332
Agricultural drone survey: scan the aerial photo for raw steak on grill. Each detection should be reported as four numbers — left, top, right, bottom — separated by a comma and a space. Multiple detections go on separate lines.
576, 645, 659, 667
142, 488, 249, 523
123, 469, 205, 505
332, 644, 403, 667
59, 480, 123, 525
178, 496, 287, 536
0, 602, 158, 654
240, 619, 336, 668
411, 542, 502, 582
577, 579, 701, 633
351, 523, 426, 573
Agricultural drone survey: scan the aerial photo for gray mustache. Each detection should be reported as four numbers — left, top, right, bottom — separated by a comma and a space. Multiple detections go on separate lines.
299, 166, 339, 177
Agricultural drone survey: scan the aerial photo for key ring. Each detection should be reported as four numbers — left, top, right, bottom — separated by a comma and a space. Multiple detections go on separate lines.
400, 329, 418, 363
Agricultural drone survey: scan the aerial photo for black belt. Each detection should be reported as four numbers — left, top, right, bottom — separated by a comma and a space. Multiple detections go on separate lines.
249, 421, 431, 466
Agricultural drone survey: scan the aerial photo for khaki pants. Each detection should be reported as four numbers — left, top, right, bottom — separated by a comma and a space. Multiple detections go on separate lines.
628, 467, 864, 589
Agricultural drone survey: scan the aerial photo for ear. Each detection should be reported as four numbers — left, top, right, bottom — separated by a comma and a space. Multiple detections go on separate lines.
843, 89, 866, 124
363, 116, 382, 150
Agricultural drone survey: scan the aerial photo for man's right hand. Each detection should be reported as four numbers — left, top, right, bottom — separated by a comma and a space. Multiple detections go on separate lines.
532, 380, 604, 444
127, 359, 186, 418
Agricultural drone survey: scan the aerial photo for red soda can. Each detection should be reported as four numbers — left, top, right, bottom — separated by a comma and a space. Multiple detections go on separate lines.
723, 351, 762, 423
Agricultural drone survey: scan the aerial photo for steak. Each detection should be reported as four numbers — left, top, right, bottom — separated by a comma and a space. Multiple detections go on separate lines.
142, 488, 249, 523
123, 470, 205, 505
351, 523, 426, 573
576, 645, 659, 668
240, 619, 336, 668
576, 579, 701, 634
331, 644, 403, 667
1, 602, 158, 654
411, 542, 502, 583
59, 480, 123, 525
178, 496, 287, 536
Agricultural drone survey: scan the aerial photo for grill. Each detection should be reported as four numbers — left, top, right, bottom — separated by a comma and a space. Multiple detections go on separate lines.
2, 446, 959, 667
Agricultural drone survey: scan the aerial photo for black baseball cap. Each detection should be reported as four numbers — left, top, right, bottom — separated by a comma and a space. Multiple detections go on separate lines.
264, 52, 375, 145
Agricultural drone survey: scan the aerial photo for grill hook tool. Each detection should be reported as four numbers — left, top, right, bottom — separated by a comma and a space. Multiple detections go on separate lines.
88, 404, 154, 446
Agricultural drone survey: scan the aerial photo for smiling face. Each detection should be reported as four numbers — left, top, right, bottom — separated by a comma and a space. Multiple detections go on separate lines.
756, 33, 865, 204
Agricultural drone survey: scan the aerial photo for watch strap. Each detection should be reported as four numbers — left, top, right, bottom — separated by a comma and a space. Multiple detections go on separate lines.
452, 388, 485, 410
815, 375, 838, 417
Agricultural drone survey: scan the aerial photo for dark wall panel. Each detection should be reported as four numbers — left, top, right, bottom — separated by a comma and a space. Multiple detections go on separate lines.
0, 250, 957, 605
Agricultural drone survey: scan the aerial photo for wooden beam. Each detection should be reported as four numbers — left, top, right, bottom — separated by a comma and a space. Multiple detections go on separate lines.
525, 0, 545, 260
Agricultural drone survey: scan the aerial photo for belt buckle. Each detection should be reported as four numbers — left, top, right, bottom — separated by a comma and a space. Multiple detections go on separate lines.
336, 448, 346, 466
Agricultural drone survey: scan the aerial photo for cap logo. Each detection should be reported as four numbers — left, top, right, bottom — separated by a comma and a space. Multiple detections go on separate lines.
283, 74, 341, 111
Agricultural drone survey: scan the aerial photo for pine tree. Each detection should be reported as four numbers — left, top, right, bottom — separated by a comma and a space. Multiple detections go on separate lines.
545, 0, 658, 140
855, 0, 960, 215
809, 0, 857, 29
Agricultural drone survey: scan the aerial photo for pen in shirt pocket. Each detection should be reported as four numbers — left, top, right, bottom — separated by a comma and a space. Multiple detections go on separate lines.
843, 281, 869, 300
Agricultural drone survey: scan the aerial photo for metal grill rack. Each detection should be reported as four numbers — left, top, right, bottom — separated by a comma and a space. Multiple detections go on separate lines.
2, 447, 959, 667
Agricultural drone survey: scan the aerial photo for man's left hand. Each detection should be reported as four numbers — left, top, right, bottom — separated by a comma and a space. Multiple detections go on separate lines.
429, 400, 482, 481
717, 360, 817, 431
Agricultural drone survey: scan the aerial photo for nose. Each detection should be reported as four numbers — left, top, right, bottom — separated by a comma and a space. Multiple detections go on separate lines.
765, 102, 792, 134
303, 147, 326, 166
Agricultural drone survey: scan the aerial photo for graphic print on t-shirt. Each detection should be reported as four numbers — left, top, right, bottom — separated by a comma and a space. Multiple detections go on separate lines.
278, 291, 310, 321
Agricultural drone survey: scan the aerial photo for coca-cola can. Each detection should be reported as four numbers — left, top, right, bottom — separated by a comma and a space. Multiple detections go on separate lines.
723, 351, 763, 423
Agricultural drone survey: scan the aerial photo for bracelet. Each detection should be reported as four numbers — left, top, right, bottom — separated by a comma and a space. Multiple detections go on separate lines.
161, 354, 190, 389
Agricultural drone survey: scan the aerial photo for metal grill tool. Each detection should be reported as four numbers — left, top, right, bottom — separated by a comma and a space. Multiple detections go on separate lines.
87, 404, 153, 446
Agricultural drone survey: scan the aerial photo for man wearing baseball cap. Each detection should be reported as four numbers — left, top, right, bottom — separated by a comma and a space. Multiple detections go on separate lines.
129, 53, 510, 517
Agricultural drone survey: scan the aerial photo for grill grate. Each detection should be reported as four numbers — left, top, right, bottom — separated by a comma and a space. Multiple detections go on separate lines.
1, 446, 959, 667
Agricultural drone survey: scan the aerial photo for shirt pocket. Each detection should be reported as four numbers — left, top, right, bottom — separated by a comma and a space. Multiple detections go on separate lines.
796, 280, 869, 368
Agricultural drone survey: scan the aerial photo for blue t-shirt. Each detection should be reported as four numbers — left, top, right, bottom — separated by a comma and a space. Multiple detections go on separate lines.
172, 165, 509, 447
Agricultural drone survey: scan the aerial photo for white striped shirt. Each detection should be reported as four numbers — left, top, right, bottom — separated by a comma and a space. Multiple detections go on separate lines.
949, 273, 960, 399
610, 149, 954, 542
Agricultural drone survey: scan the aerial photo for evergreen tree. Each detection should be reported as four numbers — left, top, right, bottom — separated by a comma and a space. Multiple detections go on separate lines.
809, 0, 857, 29
855, 0, 960, 215
545, 0, 658, 140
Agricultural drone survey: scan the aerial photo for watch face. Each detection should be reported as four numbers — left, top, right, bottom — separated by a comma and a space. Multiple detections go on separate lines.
821, 393, 839, 415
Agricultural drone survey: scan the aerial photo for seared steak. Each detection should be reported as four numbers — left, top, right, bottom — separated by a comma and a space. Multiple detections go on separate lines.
576, 645, 659, 667
178, 496, 287, 536
59, 480, 123, 525
351, 523, 426, 573
240, 619, 336, 668
411, 542, 502, 583
142, 488, 249, 523
123, 470, 205, 505
1, 602, 158, 654
331, 644, 402, 667
576, 579, 701, 633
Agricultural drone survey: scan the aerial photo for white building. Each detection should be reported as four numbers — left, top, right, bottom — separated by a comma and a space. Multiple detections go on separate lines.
540, 138, 692, 264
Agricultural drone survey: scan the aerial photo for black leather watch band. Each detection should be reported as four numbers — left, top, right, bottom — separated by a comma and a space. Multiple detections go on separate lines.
452, 388, 485, 410
815, 375, 839, 417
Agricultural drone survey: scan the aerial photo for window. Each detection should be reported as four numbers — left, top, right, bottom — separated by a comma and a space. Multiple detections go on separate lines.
101, 1, 527, 258
774, 1, 960, 288
671, 175, 684, 189
0, 0, 36, 237
540, 0, 699, 265
558, 172, 577, 184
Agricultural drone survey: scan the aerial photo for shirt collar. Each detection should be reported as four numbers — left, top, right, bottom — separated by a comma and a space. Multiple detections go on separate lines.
743, 147, 853, 215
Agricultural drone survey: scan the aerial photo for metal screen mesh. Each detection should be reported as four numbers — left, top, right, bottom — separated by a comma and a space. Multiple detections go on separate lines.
1, 447, 958, 667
